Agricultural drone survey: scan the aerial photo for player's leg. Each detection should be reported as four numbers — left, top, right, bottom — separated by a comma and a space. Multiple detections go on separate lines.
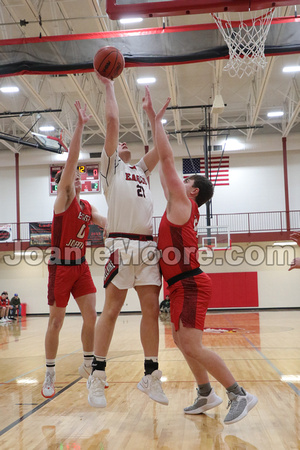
87, 282, 127, 408
4, 306, 12, 321
94, 282, 127, 357
177, 322, 257, 423
42, 304, 66, 398
0, 306, 5, 322
136, 284, 168, 405
75, 293, 97, 379
136, 284, 160, 357
173, 321, 222, 414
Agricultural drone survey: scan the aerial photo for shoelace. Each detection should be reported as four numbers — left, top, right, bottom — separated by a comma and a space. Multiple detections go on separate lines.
44, 373, 54, 387
90, 377, 105, 395
226, 394, 239, 410
151, 376, 164, 394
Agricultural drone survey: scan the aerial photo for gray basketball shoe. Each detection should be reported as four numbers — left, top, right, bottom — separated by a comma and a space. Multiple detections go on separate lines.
224, 388, 258, 424
184, 387, 223, 414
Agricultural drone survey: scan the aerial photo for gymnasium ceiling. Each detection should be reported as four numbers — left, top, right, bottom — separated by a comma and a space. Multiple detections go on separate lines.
1, 0, 300, 156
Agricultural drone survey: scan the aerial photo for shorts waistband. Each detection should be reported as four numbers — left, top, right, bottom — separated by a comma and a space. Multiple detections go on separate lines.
50, 256, 86, 266
167, 267, 203, 287
108, 233, 153, 241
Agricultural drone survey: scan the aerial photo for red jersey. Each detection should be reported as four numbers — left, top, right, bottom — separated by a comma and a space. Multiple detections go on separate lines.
157, 199, 200, 282
51, 197, 92, 262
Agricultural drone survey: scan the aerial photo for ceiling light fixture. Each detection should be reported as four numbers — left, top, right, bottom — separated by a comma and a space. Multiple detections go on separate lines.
222, 138, 245, 151
137, 77, 156, 84
161, 119, 167, 124
119, 18, 143, 24
282, 66, 300, 73
267, 111, 284, 118
39, 126, 55, 132
0, 86, 19, 93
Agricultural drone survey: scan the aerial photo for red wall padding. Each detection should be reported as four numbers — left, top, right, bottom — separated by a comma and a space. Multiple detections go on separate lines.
208, 272, 259, 308
163, 272, 259, 308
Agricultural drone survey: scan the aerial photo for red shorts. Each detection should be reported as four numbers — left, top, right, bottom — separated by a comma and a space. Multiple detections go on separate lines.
48, 261, 96, 308
168, 272, 212, 331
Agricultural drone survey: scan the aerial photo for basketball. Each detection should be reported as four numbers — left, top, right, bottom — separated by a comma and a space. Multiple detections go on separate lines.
93, 46, 125, 80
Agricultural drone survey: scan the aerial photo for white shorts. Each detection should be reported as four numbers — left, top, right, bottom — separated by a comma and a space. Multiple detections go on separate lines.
104, 238, 161, 290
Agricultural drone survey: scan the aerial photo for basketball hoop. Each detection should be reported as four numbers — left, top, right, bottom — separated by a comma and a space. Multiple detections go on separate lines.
212, 8, 275, 78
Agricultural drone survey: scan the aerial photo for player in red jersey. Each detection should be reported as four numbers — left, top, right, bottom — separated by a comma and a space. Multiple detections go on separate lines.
42, 101, 106, 399
155, 97, 258, 425
0, 291, 12, 323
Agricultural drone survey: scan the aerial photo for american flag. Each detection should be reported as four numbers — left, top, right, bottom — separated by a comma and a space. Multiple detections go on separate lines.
182, 156, 229, 186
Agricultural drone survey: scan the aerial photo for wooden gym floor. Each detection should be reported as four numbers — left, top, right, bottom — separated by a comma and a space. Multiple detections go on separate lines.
0, 310, 299, 450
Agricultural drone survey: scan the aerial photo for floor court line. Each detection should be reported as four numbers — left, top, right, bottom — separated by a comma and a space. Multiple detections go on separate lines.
0, 376, 82, 437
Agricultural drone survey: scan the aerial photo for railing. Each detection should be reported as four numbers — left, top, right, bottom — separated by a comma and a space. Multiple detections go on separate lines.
1, 210, 300, 243
153, 210, 300, 237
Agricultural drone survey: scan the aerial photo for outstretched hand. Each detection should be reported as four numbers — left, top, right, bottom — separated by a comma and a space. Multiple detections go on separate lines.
156, 97, 171, 122
94, 70, 114, 86
290, 232, 300, 247
142, 85, 155, 116
74, 101, 92, 125
288, 257, 300, 271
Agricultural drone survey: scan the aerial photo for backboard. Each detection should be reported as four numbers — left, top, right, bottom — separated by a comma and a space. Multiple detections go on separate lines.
198, 225, 231, 251
32, 133, 68, 153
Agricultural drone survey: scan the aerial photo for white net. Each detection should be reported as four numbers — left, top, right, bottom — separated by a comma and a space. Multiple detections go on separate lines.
212, 8, 275, 78
197, 226, 231, 251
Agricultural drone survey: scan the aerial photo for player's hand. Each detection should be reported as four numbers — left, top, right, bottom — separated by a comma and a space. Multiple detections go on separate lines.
290, 232, 300, 246
74, 101, 92, 125
288, 257, 300, 271
94, 70, 114, 85
156, 97, 171, 122
142, 86, 155, 116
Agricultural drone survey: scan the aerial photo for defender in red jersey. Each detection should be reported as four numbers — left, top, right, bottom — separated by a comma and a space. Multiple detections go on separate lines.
155, 98, 258, 425
42, 102, 106, 399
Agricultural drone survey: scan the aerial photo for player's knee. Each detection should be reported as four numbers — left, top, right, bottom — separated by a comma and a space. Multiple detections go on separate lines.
105, 303, 122, 322
49, 316, 64, 332
83, 309, 97, 326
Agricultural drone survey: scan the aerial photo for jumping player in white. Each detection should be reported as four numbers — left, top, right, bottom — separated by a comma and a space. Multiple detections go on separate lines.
87, 74, 168, 408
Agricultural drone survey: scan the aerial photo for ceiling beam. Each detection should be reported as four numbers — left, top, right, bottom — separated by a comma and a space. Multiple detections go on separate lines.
165, 66, 182, 145
247, 58, 275, 140
157, 17, 182, 144
20, 0, 107, 138
68, 75, 106, 135
247, 5, 295, 140
211, 60, 224, 139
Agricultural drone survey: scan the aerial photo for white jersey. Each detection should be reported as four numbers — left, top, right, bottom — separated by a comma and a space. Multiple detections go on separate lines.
100, 148, 153, 235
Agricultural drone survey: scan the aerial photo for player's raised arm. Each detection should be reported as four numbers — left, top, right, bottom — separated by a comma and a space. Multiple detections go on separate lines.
95, 72, 119, 157
155, 98, 191, 224
55, 101, 91, 213
142, 86, 159, 172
